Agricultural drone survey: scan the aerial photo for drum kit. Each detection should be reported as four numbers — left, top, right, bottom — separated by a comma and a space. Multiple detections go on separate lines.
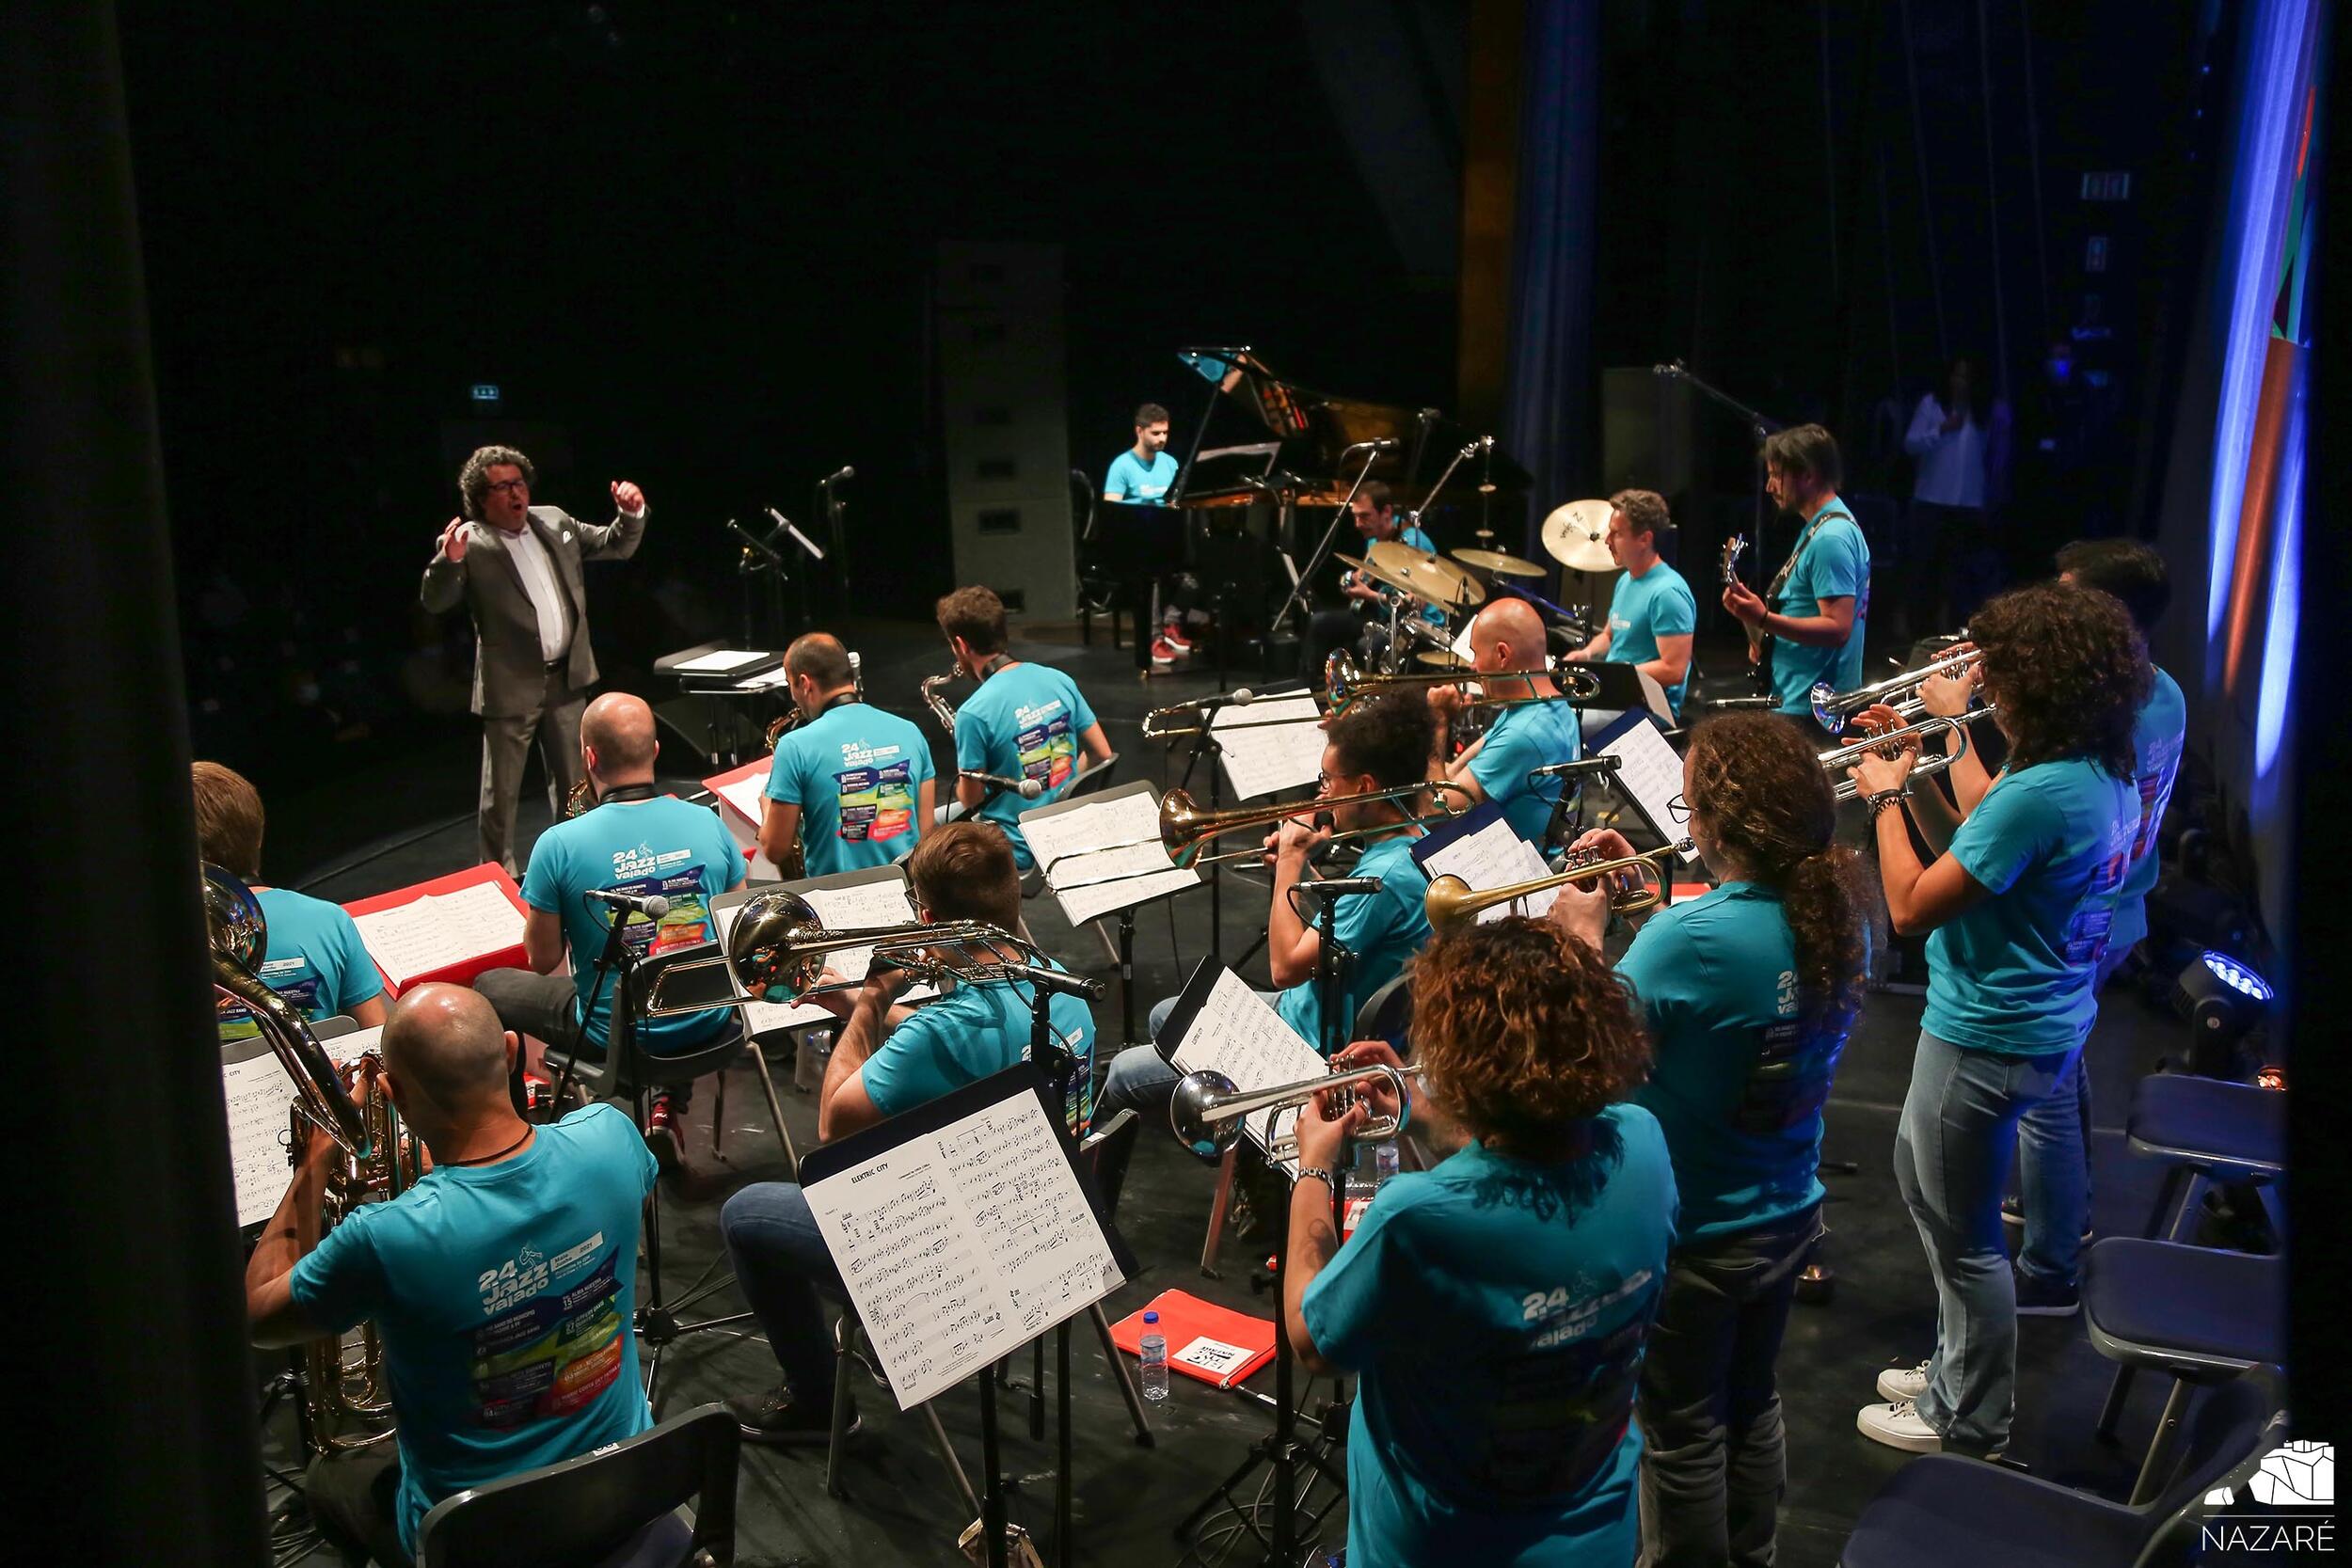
1337, 498, 1622, 672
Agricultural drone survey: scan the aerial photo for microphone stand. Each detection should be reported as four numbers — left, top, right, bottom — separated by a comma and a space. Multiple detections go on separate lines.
723, 517, 787, 650
1271, 445, 1383, 640
1654, 359, 1785, 594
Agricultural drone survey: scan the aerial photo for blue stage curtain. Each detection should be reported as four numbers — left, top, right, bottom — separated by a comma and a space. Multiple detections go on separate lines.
1500, 0, 1601, 553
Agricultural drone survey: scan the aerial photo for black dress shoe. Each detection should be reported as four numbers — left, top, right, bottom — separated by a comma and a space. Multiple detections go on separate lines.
728, 1385, 855, 1446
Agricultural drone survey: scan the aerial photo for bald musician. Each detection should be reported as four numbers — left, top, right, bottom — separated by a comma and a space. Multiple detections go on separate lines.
1431, 597, 1584, 846
247, 985, 660, 1567
473, 692, 746, 1171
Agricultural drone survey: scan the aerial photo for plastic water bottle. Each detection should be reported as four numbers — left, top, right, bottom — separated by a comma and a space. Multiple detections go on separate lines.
1373, 1138, 1401, 1187
1138, 1311, 1168, 1402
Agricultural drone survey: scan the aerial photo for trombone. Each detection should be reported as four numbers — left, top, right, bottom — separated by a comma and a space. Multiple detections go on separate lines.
1809, 645, 1980, 730
1169, 1061, 1427, 1160
1820, 705, 2000, 802
642, 889, 1084, 1014
1323, 649, 1603, 714
1140, 686, 1328, 740
1423, 841, 1695, 931
1159, 780, 1478, 870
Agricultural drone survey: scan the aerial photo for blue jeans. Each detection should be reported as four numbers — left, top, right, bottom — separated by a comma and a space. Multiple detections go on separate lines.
1892, 1029, 2080, 1452
1095, 992, 1281, 1128
719, 1182, 842, 1396
2013, 941, 2126, 1277
1637, 1203, 1823, 1568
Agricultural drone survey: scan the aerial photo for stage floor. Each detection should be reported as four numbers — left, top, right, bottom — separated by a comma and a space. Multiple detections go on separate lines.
265, 616, 2202, 1567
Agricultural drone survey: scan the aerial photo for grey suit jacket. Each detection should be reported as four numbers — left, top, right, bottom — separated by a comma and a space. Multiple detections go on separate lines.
420, 504, 646, 718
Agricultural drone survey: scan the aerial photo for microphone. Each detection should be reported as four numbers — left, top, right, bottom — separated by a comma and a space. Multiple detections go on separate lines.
1343, 437, 1400, 454
1419, 406, 1441, 422
1528, 755, 1626, 783
586, 889, 670, 919
962, 769, 1044, 800
849, 649, 865, 701
1003, 964, 1104, 1001
1295, 876, 1386, 902
1179, 344, 1252, 356
822, 466, 854, 485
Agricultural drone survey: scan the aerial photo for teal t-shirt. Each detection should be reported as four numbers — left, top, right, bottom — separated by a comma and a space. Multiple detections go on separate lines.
1925, 758, 2138, 1054
858, 967, 1099, 1134
1767, 502, 1870, 717
953, 662, 1099, 871
1299, 1110, 1677, 1566
1469, 700, 1585, 846
2113, 667, 2185, 951
1274, 834, 1433, 1054
764, 701, 934, 879
289, 1103, 658, 1556
217, 887, 385, 1046
518, 796, 747, 1053
1620, 883, 1856, 1238
1104, 449, 1178, 504
1603, 561, 1698, 717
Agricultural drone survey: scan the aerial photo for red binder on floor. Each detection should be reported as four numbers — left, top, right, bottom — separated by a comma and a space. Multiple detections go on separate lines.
342, 863, 529, 992
1108, 1289, 1279, 1389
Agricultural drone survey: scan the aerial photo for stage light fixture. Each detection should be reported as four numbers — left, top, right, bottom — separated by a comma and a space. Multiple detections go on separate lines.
2171, 949, 2276, 1064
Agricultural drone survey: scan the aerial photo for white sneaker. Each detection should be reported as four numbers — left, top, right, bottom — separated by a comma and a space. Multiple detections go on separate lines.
1876, 1360, 1931, 1403
1856, 1399, 1945, 1454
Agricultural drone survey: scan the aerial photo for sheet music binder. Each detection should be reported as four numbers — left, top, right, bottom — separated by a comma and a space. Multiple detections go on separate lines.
1024, 778, 1203, 923
1565, 658, 1675, 724
799, 1065, 1137, 1412
1582, 707, 1692, 859
1406, 798, 1513, 868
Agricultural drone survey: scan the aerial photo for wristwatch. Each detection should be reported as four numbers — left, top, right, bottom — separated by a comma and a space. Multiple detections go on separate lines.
1294, 1165, 1337, 1193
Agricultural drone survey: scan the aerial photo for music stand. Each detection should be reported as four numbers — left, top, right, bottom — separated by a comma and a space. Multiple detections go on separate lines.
1025, 779, 1204, 1051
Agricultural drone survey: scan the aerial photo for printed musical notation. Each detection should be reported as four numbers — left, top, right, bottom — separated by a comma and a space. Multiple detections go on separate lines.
219, 1027, 381, 1227
1597, 719, 1703, 864
1211, 693, 1325, 800
715, 878, 938, 1034
1026, 792, 1200, 926
1421, 816, 1559, 923
805, 1090, 1123, 1410
352, 881, 522, 987
1168, 968, 1331, 1171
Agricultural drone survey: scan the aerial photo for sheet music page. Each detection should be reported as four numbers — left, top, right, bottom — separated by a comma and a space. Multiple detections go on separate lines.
1210, 694, 1325, 800
1421, 816, 1560, 923
1022, 792, 1160, 864
731, 667, 795, 691
1169, 968, 1335, 1170
219, 1025, 384, 1226
671, 648, 769, 674
1597, 720, 1702, 863
714, 881, 936, 1033
1025, 794, 1201, 925
714, 772, 770, 826
807, 1089, 1123, 1409
352, 880, 520, 987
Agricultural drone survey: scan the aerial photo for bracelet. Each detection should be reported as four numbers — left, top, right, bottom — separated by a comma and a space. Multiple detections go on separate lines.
1294, 1165, 1337, 1192
1865, 788, 1907, 819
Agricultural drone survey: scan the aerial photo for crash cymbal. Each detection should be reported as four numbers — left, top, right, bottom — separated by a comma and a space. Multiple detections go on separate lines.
1364, 539, 1486, 611
1415, 648, 1473, 670
1450, 546, 1549, 578
1540, 499, 1619, 573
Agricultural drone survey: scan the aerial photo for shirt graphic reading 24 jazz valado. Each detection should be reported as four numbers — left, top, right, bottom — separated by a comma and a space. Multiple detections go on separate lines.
764, 702, 934, 878
956, 662, 1098, 871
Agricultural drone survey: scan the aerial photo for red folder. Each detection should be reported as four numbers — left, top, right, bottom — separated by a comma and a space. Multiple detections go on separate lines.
704, 758, 787, 879
342, 863, 529, 992
1108, 1289, 1279, 1389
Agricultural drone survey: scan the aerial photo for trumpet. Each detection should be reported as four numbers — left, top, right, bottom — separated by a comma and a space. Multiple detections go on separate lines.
1323, 649, 1603, 715
1423, 841, 1694, 930
1159, 780, 1477, 870
1170, 1061, 1426, 1160
1809, 645, 1980, 730
1820, 705, 2000, 801
643, 889, 1096, 1014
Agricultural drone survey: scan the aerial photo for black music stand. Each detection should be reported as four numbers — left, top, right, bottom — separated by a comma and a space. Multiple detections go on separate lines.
1026, 779, 1205, 1053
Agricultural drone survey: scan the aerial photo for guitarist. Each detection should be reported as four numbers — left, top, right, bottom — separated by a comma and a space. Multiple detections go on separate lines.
1722, 424, 1870, 740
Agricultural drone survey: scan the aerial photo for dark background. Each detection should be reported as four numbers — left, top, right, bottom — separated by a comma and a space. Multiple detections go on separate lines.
123, 0, 2216, 819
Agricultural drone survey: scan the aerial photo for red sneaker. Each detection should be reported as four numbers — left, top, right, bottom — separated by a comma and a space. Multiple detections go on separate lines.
1150, 637, 1179, 669
644, 1097, 684, 1175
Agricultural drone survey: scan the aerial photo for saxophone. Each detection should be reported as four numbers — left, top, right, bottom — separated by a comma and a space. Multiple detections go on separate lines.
763, 709, 808, 879
920, 669, 958, 737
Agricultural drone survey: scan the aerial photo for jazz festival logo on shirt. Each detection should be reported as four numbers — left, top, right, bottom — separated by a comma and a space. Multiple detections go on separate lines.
1013, 700, 1077, 791
2201, 1441, 2334, 1555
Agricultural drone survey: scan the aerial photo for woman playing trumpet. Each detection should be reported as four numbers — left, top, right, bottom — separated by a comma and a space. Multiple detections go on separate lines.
1283, 920, 1674, 1567
1549, 713, 1869, 1566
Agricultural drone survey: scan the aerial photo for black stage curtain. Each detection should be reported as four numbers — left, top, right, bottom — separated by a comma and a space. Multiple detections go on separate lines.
8, 3, 270, 1560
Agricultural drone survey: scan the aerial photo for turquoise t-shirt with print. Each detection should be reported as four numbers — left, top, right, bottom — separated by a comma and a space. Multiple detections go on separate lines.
858, 965, 1099, 1134
1603, 561, 1698, 717
1926, 757, 2137, 1054
1469, 700, 1584, 846
290, 1103, 658, 1557
1300, 1109, 1677, 1567
765, 701, 934, 879
1274, 834, 1433, 1054
1767, 502, 1869, 717
1619, 882, 1857, 1239
519, 795, 747, 1053
954, 661, 1099, 871
216, 886, 385, 1046
2112, 667, 2185, 951
1104, 449, 1178, 504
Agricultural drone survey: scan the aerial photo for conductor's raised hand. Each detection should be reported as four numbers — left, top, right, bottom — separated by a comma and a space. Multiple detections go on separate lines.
611, 480, 647, 516
438, 517, 469, 562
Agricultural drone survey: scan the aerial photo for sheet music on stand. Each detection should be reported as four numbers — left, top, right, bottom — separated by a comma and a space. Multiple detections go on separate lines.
351, 881, 524, 990
1209, 688, 1325, 800
1585, 709, 1703, 864
220, 1024, 385, 1227
1023, 781, 1202, 927
1153, 960, 1333, 1178
802, 1067, 1133, 1411
1409, 800, 1562, 923
713, 866, 939, 1034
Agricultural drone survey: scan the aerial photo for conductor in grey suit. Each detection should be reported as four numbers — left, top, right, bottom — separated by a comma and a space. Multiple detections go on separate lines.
421, 445, 649, 874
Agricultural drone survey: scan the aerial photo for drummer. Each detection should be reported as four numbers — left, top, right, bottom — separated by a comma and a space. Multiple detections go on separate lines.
1564, 488, 1696, 718
1302, 482, 1452, 682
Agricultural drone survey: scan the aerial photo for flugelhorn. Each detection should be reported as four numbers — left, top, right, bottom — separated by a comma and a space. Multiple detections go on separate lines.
1809, 645, 1980, 730
1159, 780, 1476, 870
643, 889, 1097, 1014
1423, 841, 1694, 930
205, 864, 372, 1160
1323, 649, 1603, 714
1170, 1061, 1425, 1160
1820, 705, 2000, 801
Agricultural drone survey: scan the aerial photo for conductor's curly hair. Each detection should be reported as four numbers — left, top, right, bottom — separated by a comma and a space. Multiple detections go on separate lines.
1972, 580, 2151, 781
1409, 919, 1651, 1151
457, 445, 536, 521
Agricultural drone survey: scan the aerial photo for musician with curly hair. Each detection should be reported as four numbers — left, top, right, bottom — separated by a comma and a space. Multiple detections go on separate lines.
1550, 712, 1868, 1565
1285, 920, 1676, 1566
1842, 579, 2147, 1456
